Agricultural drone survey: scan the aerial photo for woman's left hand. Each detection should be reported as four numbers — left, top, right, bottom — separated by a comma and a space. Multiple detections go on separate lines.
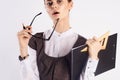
86, 36, 102, 60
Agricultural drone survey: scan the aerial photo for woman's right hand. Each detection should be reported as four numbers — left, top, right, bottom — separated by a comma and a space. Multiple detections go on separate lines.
17, 25, 32, 57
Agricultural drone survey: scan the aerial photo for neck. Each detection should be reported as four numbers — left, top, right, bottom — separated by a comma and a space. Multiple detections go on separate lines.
53, 17, 71, 33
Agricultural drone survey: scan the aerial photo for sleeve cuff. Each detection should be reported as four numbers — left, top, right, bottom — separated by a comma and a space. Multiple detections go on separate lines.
86, 57, 99, 72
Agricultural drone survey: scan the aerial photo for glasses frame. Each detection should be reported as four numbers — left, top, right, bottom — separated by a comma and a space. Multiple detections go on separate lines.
23, 12, 59, 41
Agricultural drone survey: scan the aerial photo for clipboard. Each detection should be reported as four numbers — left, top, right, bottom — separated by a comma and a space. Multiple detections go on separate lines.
71, 33, 117, 80
95, 33, 117, 75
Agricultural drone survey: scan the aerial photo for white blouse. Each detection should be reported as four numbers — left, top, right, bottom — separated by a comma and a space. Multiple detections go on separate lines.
19, 28, 98, 80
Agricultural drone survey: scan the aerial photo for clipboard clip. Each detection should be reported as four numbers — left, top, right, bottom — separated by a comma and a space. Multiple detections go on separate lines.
81, 31, 110, 52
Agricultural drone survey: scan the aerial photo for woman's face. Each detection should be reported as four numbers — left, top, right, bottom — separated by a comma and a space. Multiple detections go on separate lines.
44, 0, 73, 21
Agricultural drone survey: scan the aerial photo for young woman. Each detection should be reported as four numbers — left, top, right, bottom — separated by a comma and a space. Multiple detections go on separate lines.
17, 0, 102, 80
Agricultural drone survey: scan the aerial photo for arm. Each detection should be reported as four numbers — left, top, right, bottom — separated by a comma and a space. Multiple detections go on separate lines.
80, 58, 99, 80
80, 36, 102, 80
17, 26, 39, 80
20, 46, 39, 80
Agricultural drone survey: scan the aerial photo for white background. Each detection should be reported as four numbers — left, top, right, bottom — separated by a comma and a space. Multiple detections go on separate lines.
0, 0, 120, 80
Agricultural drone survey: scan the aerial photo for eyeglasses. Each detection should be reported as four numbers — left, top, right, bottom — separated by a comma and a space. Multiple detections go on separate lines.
23, 12, 59, 41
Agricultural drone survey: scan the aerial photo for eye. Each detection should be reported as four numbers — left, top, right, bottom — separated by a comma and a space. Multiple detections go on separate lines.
47, 1, 53, 6
57, 0, 62, 4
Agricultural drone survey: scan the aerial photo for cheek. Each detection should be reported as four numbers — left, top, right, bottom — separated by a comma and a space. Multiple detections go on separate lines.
60, 5, 69, 12
45, 7, 52, 15
62, 6, 69, 15
45, 6, 49, 12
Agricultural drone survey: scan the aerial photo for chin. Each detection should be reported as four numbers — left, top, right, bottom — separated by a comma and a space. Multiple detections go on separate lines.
52, 17, 60, 21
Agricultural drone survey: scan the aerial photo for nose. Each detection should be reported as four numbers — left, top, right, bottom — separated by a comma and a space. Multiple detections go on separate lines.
51, 2, 58, 9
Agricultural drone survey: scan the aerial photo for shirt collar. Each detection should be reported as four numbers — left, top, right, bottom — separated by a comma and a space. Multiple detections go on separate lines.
49, 27, 74, 38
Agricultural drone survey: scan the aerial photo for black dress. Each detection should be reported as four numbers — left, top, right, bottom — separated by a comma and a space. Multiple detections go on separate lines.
28, 32, 88, 80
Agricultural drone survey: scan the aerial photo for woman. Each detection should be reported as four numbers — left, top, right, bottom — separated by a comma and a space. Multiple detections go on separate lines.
17, 0, 102, 80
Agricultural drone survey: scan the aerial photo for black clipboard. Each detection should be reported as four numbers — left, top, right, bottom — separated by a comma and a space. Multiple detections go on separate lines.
71, 33, 117, 80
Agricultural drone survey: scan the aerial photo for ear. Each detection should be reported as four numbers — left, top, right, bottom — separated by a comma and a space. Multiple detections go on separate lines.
68, 1, 73, 11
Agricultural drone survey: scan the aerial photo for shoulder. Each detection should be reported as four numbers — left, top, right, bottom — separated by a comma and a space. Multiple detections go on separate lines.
71, 29, 86, 42
73, 34, 87, 48
28, 32, 44, 50
78, 34, 86, 41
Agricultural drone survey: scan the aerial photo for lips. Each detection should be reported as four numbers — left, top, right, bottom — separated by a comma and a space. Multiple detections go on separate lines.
52, 11, 60, 15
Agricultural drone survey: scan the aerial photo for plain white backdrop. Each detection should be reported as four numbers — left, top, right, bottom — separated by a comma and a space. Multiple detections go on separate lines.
0, 0, 120, 80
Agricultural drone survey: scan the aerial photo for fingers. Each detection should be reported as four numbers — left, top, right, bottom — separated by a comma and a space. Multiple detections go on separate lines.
18, 30, 29, 38
86, 36, 99, 46
86, 36, 102, 54
22, 24, 32, 30
22, 24, 32, 34
86, 37, 102, 60
93, 36, 98, 41
17, 25, 32, 38
86, 39, 94, 46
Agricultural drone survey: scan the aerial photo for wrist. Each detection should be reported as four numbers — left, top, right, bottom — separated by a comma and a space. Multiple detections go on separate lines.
89, 56, 99, 60
20, 48, 28, 57
19, 54, 29, 61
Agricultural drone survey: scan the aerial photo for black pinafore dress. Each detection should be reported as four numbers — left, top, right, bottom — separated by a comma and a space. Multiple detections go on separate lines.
28, 33, 88, 80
